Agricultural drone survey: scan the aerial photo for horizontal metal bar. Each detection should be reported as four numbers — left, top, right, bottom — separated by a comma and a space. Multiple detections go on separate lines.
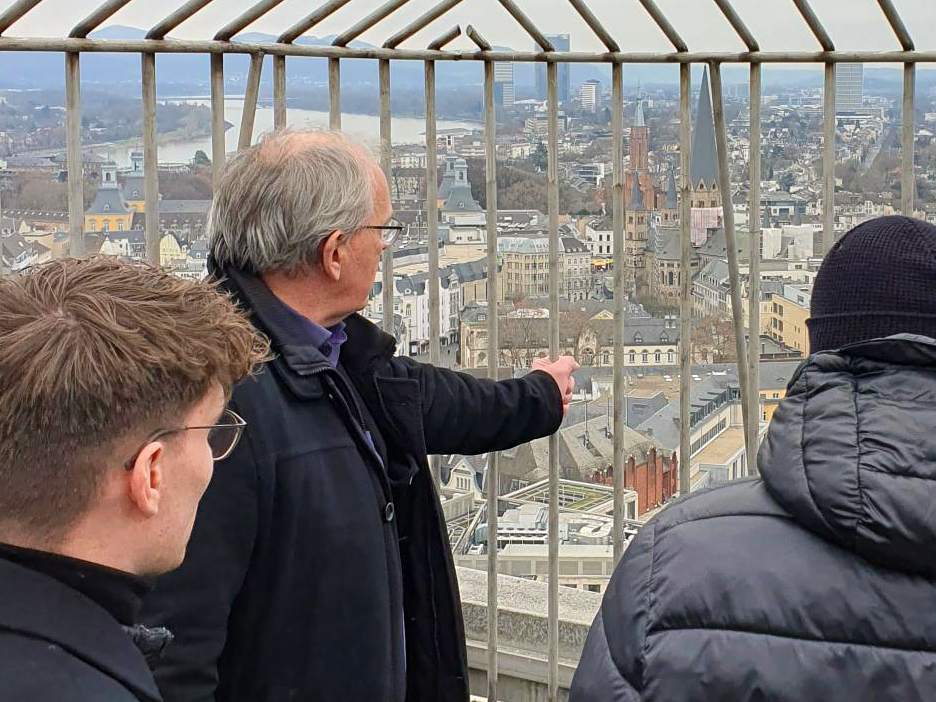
147, 0, 216, 41
497, 0, 554, 51
278, 0, 354, 44
567, 0, 619, 52
70, 0, 133, 38
638, 0, 688, 53
427, 25, 460, 50
215, 0, 286, 41
791, 0, 834, 52
876, 0, 913, 51
0, 0, 42, 35
6, 37, 936, 65
384, 0, 463, 48
466, 25, 491, 52
333, 0, 411, 47
712, 0, 758, 52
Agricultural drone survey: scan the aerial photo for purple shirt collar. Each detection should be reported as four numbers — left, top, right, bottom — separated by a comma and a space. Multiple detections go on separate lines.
276, 300, 347, 368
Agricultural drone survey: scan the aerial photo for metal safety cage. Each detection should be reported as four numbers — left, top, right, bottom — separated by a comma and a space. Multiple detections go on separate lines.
0, 0, 922, 698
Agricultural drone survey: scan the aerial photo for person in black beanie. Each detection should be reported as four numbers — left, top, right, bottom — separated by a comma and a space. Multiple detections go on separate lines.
571, 214, 936, 702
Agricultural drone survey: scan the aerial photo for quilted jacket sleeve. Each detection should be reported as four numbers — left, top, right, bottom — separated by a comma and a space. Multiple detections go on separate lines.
570, 522, 657, 702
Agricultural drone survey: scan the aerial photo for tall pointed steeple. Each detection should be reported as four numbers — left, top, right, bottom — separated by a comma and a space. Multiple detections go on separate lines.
664, 170, 678, 210
628, 174, 645, 212
690, 66, 718, 191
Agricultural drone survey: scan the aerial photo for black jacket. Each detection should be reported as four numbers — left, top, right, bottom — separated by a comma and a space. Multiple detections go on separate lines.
572, 335, 936, 702
142, 265, 563, 702
0, 554, 163, 702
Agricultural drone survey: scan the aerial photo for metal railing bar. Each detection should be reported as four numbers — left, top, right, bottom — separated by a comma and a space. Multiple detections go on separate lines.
546, 57, 560, 702
333, 0, 411, 47
64, 51, 84, 255
70, 0, 133, 38
278, 0, 354, 44
567, 0, 619, 53
482, 56, 499, 702
141, 52, 160, 264
210, 53, 225, 184
4, 39, 936, 63
147, 0, 215, 41
329, 58, 341, 129
427, 25, 460, 50
383, 0, 464, 48
496, 0, 554, 52
678, 61, 691, 496
466, 25, 491, 52
709, 61, 752, 461
637, 0, 688, 53
215, 0, 287, 42
0, 0, 42, 36
746, 62, 761, 475
425, 55, 440, 485
273, 54, 287, 128
712, 0, 758, 52
822, 62, 835, 253
379, 57, 393, 333
611, 60, 624, 563
238, 52, 264, 149
902, 62, 915, 214
791, 0, 834, 52
876, 0, 913, 51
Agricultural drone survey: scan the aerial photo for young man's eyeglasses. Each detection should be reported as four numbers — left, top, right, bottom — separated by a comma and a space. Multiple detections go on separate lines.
370, 218, 405, 247
123, 408, 247, 470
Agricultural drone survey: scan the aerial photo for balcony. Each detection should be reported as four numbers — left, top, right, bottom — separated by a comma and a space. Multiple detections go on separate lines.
0, 0, 927, 699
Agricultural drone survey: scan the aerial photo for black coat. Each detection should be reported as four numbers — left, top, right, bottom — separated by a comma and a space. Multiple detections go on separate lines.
0, 557, 162, 702
142, 266, 563, 702
572, 335, 936, 702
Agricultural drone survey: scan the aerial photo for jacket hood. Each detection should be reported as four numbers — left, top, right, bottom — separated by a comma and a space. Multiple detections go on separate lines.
760, 334, 936, 576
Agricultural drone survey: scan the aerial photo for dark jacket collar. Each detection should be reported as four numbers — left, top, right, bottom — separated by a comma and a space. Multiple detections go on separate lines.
761, 334, 936, 576
0, 556, 162, 701
214, 260, 397, 380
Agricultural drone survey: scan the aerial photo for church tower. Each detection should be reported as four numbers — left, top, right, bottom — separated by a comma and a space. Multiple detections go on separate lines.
690, 66, 720, 209
661, 170, 678, 227
626, 174, 649, 292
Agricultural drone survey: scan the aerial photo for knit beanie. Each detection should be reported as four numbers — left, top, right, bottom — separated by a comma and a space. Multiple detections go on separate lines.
807, 215, 936, 353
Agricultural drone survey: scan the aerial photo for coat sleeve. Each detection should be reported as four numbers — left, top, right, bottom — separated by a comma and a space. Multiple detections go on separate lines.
569, 522, 657, 702
400, 360, 563, 456
140, 398, 260, 702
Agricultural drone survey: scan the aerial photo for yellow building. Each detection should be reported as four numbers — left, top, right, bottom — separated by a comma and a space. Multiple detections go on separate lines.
759, 360, 804, 424
159, 232, 185, 267
767, 285, 811, 357
84, 182, 133, 234
122, 175, 146, 213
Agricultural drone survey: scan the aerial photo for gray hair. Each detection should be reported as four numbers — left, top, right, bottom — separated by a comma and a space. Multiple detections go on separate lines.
209, 129, 377, 275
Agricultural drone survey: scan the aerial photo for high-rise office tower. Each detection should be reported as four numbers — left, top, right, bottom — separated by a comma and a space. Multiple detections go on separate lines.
835, 63, 863, 113
535, 34, 571, 102
579, 79, 601, 112
494, 61, 515, 107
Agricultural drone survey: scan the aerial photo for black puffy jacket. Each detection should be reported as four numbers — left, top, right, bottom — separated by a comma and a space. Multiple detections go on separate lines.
572, 335, 936, 702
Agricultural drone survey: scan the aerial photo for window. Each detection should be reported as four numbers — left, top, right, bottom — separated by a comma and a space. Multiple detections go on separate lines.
667, 350, 675, 364
132, 190, 139, 198
629, 350, 635, 364
641, 350, 648, 364
117, 221, 123, 231
102, 221, 109, 231
655, 351, 661, 364
586, 584, 601, 593
88, 220, 95, 231
660, 332, 668, 343
634, 333, 643, 344
103, 204, 110, 212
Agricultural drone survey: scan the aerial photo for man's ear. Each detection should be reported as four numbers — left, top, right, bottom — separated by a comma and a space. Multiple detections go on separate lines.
319, 230, 345, 282
127, 442, 164, 518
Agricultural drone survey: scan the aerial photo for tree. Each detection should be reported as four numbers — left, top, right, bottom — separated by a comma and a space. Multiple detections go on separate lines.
691, 314, 737, 364
159, 171, 213, 200
192, 150, 211, 168
532, 140, 548, 173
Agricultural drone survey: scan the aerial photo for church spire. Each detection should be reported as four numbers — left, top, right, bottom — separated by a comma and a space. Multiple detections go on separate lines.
628, 174, 646, 212
690, 66, 718, 191
664, 170, 678, 210
635, 98, 646, 128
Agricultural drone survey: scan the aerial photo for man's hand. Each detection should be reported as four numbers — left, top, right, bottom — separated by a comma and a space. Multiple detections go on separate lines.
530, 355, 579, 416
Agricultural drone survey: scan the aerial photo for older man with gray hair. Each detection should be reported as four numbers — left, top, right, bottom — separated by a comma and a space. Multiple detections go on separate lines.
143, 130, 577, 702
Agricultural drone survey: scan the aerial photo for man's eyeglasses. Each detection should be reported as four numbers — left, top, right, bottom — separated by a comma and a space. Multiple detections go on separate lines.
370, 218, 405, 247
123, 408, 247, 470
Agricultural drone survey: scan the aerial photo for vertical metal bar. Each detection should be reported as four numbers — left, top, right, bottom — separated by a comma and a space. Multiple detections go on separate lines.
546, 59, 559, 702
483, 57, 499, 702
210, 53, 225, 185
710, 62, 751, 456
329, 58, 342, 130
141, 52, 159, 265
238, 53, 264, 150
678, 63, 692, 495
611, 61, 625, 563
426, 57, 441, 485
902, 62, 915, 215
380, 59, 393, 334
822, 62, 835, 254
747, 62, 761, 474
65, 52, 84, 257
273, 54, 287, 129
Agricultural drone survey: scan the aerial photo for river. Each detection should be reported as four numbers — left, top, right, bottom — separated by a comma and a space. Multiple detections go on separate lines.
100, 97, 481, 168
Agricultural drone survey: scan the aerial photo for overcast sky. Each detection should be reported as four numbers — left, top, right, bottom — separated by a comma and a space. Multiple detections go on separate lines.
6, 0, 936, 58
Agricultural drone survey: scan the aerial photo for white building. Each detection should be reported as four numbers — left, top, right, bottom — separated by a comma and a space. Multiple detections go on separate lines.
579, 79, 601, 112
